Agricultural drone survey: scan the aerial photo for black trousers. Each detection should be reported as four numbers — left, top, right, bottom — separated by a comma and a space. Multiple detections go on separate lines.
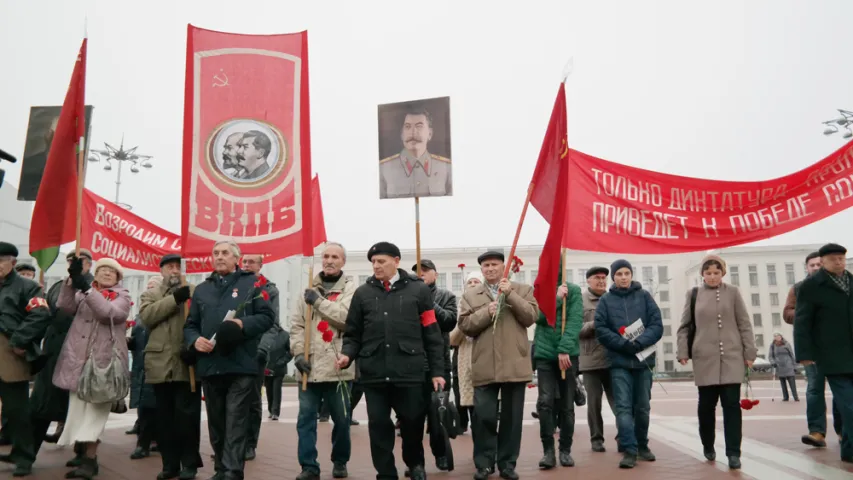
350, 381, 364, 412
536, 359, 576, 451
698, 384, 742, 457
364, 383, 426, 479
153, 382, 203, 472
264, 375, 284, 416
472, 382, 526, 472
780, 376, 800, 401
247, 369, 265, 449
418, 376, 446, 459
204, 375, 254, 478
137, 407, 157, 450
0, 380, 35, 467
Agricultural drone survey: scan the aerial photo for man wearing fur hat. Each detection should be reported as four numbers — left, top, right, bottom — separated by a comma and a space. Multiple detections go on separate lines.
184, 240, 275, 480
139, 253, 203, 480
338, 241, 445, 480
0, 241, 51, 476
458, 250, 539, 480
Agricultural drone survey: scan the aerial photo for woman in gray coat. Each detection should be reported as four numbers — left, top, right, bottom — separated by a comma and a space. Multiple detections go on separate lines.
677, 255, 756, 470
769, 333, 799, 402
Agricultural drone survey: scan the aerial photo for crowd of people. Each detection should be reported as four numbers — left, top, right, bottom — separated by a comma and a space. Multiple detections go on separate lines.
0, 238, 851, 479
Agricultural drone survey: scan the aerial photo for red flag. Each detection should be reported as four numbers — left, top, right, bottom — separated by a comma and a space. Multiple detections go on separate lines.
530, 84, 569, 327
29, 39, 87, 271
311, 175, 327, 247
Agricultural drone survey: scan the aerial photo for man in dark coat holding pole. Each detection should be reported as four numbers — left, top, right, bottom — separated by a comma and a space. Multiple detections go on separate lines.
337, 242, 446, 480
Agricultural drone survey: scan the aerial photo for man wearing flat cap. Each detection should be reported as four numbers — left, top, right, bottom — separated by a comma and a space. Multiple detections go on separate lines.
458, 250, 539, 480
0, 241, 51, 476
338, 242, 445, 480
794, 242, 853, 463
410, 259, 458, 472
14, 263, 36, 281
139, 253, 202, 480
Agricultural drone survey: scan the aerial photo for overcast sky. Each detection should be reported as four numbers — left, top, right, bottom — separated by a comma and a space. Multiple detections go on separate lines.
2, 0, 852, 252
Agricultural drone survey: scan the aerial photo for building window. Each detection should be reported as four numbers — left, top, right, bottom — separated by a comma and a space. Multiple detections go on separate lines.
358, 275, 369, 285
664, 342, 673, 354
785, 263, 796, 286
659, 290, 669, 303
514, 271, 527, 284
772, 312, 782, 326
565, 269, 573, 285
753, 313, 762, 327
451, 272, 463, 291
755, 334, 764, 347
658, 266, 669, 284
751, 293, 760, 306
770, 293, 779, 306
664, 360, 674, 372
436, 273, 447, 289
532, 269, 538, 281
730, 265, 739, 286
663, 325, 672, 336
748, 265, 758, 287
767, 264, 777, 286
661, 308, 670, 320
346, 275, 354, 283
642, 266, 654, 285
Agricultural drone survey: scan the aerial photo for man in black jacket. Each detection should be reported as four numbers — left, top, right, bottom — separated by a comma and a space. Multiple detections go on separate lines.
184, 240, 275, 480
411, 259, 457, 472
337, 242, 445, 480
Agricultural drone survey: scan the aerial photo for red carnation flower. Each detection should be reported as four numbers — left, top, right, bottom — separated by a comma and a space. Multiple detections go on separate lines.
126, 320, 136, 329
261, 290, 270, 302
739, 399, 753, 410
527, 383, 536, 389
264, 368, 271, 376
130, 301, 135, 306
458, 263, 466, 269
322, 329, 335, 343
751, 399, 760, 406
201, 396, 206, 401
618, 326, 627, 336
317, 320, 330, 332
257, 275, 269, 286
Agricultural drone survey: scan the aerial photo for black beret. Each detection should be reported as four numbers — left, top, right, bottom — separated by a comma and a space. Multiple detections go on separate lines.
367, 242, 401, 261
160, 253, 182, 268
66, 249, 93, 260
0, 241, 18, 257
477, 250, 505, 265
586, 266, 609, 279
15, 263, 36, 273
819, 243, 847, 257
412, 259, 437, 272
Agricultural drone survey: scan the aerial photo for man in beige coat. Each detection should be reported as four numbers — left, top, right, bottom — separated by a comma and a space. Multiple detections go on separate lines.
290, 243, 356, 480
459, 250, 538, 480
139, 254, 202, 480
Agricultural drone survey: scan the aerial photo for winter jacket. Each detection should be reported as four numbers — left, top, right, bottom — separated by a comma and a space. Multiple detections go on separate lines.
290, 273, 356, 383
183, 269, 275, 378
794, 268, 853, 375
783, 282, 800, 325
449, 326, 473, 406
594, 281, 663, 370
0, 269, 50, 382
258, 324, 291, 376
342, 270, 445, 385
769, 340, 797, 378
139, 283, 197, 384
578, 288, 608, 372
458, 281, 538, 387
53, 280, 132, 392
425, 283, 457, 379
533, 282, 583, 361
129, 323, 156, 409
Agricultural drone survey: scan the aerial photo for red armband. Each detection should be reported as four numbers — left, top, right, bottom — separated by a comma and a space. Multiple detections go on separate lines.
420, 309, 437, 327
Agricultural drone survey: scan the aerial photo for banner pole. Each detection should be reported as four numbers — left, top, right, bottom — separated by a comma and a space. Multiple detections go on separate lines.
74, 144, 86, 257
415, 197, 422, 277
560, 247, 568, 380
503, 184, 535, 278
301, 255, 315, 391
180, 259, 196, 392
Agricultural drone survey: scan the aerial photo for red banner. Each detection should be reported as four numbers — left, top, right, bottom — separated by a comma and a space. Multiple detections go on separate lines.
564, 140, 853, 253
180, 25, 314, 260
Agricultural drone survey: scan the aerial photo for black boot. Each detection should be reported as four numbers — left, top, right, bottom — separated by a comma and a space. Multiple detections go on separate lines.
538, 439, 556, 469
65, 456, 98, 479
66, 443, 86, 467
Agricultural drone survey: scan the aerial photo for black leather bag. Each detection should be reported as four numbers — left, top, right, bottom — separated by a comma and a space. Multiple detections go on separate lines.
429, 390, 456, 471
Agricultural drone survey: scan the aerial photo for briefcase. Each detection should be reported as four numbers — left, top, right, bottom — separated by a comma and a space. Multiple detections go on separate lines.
429, 390, 456, 471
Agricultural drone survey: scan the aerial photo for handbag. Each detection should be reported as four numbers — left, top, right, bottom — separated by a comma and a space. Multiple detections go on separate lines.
77, 317, 130, 405
111, 398, 128, 414
686, 287, 698, 359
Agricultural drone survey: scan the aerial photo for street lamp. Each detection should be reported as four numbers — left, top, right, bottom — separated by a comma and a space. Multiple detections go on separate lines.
87, 136, 153, 210
821, 109, 853, 140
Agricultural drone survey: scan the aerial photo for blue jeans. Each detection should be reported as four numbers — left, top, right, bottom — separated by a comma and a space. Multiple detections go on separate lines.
825, 375, 853, 459
805, 364, 843, 436
296, 382, 352, 473
610, 368, 652, 455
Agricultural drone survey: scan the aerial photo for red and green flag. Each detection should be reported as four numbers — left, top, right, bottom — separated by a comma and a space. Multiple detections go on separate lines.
29, 38, 88, 271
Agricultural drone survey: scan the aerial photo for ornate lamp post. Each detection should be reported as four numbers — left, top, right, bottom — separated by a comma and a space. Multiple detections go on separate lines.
821, 109, 853, 140
87, 137, 153, 210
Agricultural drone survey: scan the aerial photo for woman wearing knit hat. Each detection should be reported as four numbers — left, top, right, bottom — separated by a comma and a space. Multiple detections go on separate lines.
53, 256, 132, 479
676, 255, 756, 470
593, 259, 663, 469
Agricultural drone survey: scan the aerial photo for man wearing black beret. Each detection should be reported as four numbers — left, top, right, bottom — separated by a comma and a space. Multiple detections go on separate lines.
794, 242, 853, 463
0, 241, 51, 476
338, 242, 445, 480
140, 253, 202, 479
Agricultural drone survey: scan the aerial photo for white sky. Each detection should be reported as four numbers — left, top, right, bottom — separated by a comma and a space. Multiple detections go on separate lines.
2, 0, 852, 252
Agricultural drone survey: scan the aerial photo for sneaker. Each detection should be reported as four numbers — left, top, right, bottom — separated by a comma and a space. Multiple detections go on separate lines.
619, 453, 637, 469
332, 463, 348, 478
637, 448, 656, 462
801, 432, 827, 448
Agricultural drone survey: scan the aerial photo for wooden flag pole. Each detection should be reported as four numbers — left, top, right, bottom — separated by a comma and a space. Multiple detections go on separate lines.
415, 197, 422, 277
503, 184, 535, 278
560, 247, 568, 380
180, 260, 196, 392
301, 257, 315, 391
73, 137, 86, 257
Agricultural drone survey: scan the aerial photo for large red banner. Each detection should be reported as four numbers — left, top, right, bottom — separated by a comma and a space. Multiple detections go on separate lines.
180, 25, 313, 260
564, 140, 853, 253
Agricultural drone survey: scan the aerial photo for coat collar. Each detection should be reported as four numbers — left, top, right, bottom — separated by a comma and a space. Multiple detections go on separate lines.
312, 271, 348, 293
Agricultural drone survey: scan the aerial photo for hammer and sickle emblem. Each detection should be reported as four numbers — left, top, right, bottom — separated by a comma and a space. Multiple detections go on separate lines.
559, 138, 569, 159
213, 69, 230, 88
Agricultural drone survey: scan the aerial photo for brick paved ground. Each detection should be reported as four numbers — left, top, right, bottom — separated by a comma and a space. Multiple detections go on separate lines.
2, 379, 852, 479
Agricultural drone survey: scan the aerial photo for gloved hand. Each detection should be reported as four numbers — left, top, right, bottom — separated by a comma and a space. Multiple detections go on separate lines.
294, 354, 312, 374
303, 288, 320, 306
71, 274, 91, 293
173, 285, 191, 304
67, 256, 84, 277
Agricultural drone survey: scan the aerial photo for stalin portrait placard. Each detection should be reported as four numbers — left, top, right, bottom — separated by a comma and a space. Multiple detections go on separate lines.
377, 96, 452, 199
